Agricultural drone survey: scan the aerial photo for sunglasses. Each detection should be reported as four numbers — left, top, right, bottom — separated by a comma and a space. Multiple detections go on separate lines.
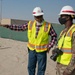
34, 15, 43, 18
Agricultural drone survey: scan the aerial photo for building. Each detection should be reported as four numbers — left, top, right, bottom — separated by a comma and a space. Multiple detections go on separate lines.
1, 18, 29, 25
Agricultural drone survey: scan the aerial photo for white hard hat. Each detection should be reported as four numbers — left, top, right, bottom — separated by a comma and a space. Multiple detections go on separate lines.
32, 7, 44, 16
59, 5, 75, 15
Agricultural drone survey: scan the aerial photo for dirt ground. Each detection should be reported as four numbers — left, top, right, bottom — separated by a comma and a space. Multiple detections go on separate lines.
0, 38, 56, 75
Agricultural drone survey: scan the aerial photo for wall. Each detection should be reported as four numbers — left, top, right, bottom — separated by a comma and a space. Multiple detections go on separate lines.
0, 23, 64, 42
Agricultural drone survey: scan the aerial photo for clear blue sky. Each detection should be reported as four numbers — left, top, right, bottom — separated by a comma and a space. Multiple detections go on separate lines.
0, 0, 75, 23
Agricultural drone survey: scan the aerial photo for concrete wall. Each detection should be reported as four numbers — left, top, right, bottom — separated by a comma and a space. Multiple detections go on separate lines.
11, 19, 29, 25
1, 18, 29, 25
1, 19, 11, 25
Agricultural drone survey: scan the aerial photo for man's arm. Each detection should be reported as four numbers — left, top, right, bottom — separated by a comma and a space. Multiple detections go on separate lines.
47, 25, 57, 51
64, 32, 75, 75
0, 22, 28, 31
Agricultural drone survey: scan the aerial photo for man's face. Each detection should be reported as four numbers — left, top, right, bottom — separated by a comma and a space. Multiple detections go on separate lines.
58, 15, 70, 24
34, 15, 43, 23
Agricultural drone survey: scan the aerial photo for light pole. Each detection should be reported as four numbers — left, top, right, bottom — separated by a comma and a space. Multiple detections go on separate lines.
0, 0, 2, 25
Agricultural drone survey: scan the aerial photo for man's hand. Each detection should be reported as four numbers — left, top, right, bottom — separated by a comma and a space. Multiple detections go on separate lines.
63, 71, 70, 75
47, 47, 50, 53
0, 25, 4, 26
0, 25, 9, 28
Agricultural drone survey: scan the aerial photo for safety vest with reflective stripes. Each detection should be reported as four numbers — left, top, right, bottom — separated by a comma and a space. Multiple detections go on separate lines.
56, 24, 75, 65
27, 20, 51, 52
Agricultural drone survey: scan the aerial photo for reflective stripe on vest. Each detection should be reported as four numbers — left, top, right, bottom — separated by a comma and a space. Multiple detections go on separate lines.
29, 21, 34, 30
61, 48, 71, 53
28, 42, 47, 50
29, 20, 49, 32
67, 25, 75, 37
44, 22, 49, 32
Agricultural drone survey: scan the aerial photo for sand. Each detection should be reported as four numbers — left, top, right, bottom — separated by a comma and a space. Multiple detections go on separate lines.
0, 37, 56, 75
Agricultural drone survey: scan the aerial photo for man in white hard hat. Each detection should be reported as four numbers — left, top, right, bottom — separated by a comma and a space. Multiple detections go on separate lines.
1, 7, 57, 75
52, 5, 75, 75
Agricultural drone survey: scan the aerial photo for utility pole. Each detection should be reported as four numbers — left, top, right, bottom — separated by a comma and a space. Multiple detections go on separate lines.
0, 0, 2, 25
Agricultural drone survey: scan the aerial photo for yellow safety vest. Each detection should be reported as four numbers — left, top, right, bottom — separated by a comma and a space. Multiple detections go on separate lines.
27, 20, 51, 52
56, 24, 75, 65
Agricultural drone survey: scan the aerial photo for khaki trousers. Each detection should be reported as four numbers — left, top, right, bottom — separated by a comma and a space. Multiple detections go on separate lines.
56, 63, 75, 75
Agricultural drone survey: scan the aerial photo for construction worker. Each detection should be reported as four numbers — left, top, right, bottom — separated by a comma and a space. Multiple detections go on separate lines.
1, 7, 57, 75
52, 5, 75, 75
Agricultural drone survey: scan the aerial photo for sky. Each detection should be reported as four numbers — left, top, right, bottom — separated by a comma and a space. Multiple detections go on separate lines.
0, 0, 75, 24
